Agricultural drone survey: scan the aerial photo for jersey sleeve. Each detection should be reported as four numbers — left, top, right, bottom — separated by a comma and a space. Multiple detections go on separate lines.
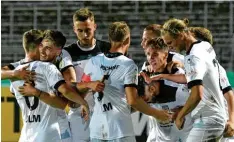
124, 63, 138, 88
42, 63, 65, 91
172, 53, 185, 63
184, 55, 206, 89
8, 61, 21, 70
219, 65, 232, 94
59, 50, 74, 73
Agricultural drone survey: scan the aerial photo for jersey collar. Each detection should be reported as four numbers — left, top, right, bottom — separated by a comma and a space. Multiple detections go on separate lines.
186, 40, 202, 55
104, 52, 123, 58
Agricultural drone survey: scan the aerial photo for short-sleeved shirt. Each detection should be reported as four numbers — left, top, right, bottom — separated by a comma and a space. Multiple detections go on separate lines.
184, 41, 227, 125
84, 52, 137, 140
11, 61, 71, 142
54, 49, 74, 73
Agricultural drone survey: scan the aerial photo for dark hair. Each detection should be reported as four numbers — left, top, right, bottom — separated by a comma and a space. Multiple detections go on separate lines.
43, 30, 66, 48
73, 8, 95, 23
23, 29, 44, 52
146, 37, 169, 51
144, 24, 162, 38
108, 21, 130, 42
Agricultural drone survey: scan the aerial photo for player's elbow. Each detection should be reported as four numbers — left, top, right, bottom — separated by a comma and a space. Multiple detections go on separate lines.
127, 99, 138, 108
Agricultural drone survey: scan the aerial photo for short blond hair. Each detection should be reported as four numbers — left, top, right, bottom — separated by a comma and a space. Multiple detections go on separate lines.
108, 21, 130, 42
162, 18, 189, 38
23, 29, 44, 52
189, 27, 213, 45
73, 8, 95, 23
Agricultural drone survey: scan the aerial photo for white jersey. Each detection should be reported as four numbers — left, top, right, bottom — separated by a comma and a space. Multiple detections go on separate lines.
84, 53, 138, 140
184, 41, 227, 127
55, 49, 74, 73
147, 69, 192, 142
11, 61, 71, 142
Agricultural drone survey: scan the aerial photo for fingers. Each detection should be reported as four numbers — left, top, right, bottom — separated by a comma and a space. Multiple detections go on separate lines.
224, 124, 234, 137
22, 64, 30, 70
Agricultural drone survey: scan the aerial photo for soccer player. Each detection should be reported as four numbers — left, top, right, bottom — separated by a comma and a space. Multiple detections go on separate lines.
140, 24, 184, 74
140, 38, 192, 142
83, 21, 172, 142
10, 29, 89, 142
64, 8, 111, 142
161, 18, 228, 141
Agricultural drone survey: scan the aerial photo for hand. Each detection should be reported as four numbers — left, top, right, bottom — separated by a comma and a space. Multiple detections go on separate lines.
153, 109, 172, 122
146, 65, 154, 73
14, 65, 36, 81
18, 83, 38, 97
80, 104, 89, 122
139, 72, 152, 84
175, 116, 185, 130
88, 81, 105, 92
171, 106, 183, 121
150, 74, 163, 81
224, 121, 234, 137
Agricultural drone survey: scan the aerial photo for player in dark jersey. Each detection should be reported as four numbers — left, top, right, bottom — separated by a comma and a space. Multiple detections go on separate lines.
63, 8, 111, 142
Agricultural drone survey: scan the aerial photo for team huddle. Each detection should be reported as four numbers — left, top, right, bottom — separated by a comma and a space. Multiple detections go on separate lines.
2, 8, 234, 142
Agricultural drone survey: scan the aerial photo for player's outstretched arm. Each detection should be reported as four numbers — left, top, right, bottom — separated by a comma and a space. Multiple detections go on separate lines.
58, 83, 89, 108
175, 85, 202, 129
125, 86, 172, 122
18, 83, 68, 109
156, 74, 187, 84
1, 65, 35, 81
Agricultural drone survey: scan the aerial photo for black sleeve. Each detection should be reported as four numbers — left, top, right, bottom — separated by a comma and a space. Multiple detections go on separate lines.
187, 80, 203, 89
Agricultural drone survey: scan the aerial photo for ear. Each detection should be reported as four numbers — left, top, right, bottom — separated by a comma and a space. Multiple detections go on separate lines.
93, 23, 97, 31
56, 48, 62, 55
180, 32, 186, 40
123, 36, 130, 46
164, 51, 168, 60
73, 25, 76, 33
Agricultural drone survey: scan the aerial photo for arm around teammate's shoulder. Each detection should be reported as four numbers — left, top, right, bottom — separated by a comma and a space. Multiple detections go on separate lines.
18, 83, 67, 110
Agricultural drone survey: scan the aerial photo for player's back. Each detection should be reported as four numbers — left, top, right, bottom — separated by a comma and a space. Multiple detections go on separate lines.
185, 41, 227, 126
85, 53, 137, 139
11, 61, 71, 142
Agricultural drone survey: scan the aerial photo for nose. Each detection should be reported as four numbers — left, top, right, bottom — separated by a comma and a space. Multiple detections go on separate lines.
84, 32, 88, 38
40, 47, 46, 54
141, 39, 146, 49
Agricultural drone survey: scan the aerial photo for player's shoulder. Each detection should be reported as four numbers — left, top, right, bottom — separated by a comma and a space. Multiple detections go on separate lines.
60, 49, 71, 58
63, 42, 78, 53
96, 39, 111, 53
168, 51, 184, 63
119, 56, 136, 67
189, 41, 212, 55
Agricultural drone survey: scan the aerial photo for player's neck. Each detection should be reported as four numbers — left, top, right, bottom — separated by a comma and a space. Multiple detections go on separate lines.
185, 35, 197, 53
155, 63, 167, 73
109, 43, 126, 55
78, 38, 96, 48
24, 53, 35, 62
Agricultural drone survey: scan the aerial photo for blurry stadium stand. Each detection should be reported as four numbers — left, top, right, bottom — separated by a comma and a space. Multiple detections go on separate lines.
1, 1, 234, 71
